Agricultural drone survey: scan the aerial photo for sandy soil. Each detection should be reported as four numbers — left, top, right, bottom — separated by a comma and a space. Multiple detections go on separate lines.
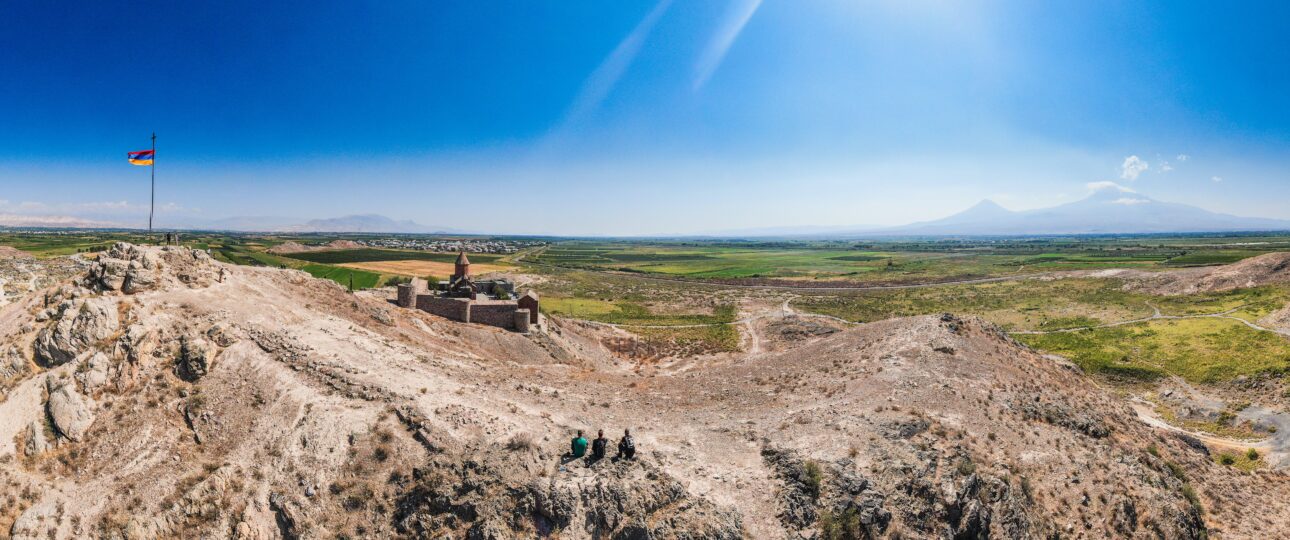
266, 239, 363, 254
0, 246, 34, 260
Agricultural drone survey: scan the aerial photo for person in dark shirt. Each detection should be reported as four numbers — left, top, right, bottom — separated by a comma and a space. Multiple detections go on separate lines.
617, 428, 636, 460
591, 429, 609, 460
570, 430, 588, 458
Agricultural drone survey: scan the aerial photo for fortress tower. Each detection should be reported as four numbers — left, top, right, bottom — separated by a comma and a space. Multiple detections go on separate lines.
453, 251, 471, 280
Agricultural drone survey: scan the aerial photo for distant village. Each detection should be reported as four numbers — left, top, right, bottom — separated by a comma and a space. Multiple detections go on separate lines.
357, 238, 546, 254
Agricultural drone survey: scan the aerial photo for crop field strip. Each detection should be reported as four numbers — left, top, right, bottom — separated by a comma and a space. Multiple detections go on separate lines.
521, 239, 1290, 285
288, 248, 505, 265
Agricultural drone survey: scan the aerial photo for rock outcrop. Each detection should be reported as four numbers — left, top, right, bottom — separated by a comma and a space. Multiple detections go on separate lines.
33, 297, 119, 366
0, 345, 27, 382
85, 242, 219, 294
395, 448, 744, 539
176, 335, 213, 381
74, 351, 113, 392
23, 420, 52, 456
46, 377, 96, 441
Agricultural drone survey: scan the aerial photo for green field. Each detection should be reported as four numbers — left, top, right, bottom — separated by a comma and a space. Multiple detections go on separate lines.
213, 246, 386, 290
524, 237, 1290, 284
792, 278, 1159, 331
541, 298, 737, 326
1016, 318, 1290, 383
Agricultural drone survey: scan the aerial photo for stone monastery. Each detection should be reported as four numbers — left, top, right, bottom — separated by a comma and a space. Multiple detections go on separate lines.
394, 252, 539, 332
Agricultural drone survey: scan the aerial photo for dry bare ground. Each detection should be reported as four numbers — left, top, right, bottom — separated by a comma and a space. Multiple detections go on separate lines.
1090, 252, 1290, 295
265, 240, 363, 255
0, 244, 1287, 538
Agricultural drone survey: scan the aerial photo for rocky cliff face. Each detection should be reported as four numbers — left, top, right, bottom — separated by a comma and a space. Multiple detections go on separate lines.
0, 244, 1284, 538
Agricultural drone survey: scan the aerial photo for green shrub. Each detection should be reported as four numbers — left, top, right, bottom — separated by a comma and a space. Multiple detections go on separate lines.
803, 461, 823, 498
819, 507, 863, 540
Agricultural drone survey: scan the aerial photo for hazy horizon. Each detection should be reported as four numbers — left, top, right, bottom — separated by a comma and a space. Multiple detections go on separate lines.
3, 1, 1288, 235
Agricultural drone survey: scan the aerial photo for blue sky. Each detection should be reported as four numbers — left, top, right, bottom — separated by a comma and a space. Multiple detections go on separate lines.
1, 1, 1287, 235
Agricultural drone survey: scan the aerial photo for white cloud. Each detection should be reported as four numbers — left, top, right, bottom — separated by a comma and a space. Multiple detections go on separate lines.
70, 200, 131, 211
560, 0, 673, 126
1177, 154, 1189, 161
1212, 176, 1223, 182
693, 0, 762, 90
18, 201, 48, 210
1086, 181, 1135, 193
1159, 162, 1173, 172
1111, 197, 1151, 205
1120, 155, 1148, 180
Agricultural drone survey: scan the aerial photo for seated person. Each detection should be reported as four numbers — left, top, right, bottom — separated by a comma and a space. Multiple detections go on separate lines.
591, 430, 609, 460
617, 429, 636, 460
570, 430, 588, 458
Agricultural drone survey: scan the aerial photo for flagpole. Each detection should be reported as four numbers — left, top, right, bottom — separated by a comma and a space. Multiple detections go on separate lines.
149, 132, 156, 233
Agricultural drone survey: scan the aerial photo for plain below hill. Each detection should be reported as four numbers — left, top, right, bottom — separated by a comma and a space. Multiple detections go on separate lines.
1, 243, 1288, 537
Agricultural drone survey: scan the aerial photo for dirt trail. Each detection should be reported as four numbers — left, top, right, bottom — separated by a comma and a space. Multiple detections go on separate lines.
1131, 401, 1268, 451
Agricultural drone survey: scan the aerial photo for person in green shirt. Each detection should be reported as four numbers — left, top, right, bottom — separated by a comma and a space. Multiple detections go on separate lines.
570, 430, 588, 458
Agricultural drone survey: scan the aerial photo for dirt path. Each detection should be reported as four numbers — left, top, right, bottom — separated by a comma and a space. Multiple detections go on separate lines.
1130, 401, 1268, 452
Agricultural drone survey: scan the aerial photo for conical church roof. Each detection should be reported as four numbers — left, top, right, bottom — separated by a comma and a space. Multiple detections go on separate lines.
455, 251, 470, 265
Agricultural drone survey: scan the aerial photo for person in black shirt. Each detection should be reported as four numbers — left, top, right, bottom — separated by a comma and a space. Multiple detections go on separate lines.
617, 428, 636, 460
591, 429, 608, 461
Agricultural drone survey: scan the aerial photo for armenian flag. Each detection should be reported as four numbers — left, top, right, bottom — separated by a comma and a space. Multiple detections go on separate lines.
127, 149, 154, 166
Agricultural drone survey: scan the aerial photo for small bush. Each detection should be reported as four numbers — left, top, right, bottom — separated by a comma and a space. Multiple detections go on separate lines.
819, 507, 863, 540
802, 461, 823, 498
1181, 484, 1202, 514
1246, 448, 1260, 461
1218, 453, 1236, 466
506, 432, 536, 451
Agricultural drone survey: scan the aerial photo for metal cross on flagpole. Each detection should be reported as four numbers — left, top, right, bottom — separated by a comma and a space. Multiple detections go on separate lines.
149, 132, 156, 232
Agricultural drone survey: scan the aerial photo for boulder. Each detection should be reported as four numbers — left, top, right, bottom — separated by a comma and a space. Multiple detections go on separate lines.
23, 420, 52, 456
206, 322, 240, 347
0, 345, 28, 381
33, 298, 120, 366
177, 335, 213, 381
75, 351, 113, 392
47, 377, 96, 441
116, 324, 155, 363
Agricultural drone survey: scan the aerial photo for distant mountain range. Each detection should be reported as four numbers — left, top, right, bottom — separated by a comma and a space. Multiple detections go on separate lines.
860, 187, 1290, 236
0, 214, 120, 229
197, 214, 463, 234
4, 188, 1289, 236
0, 213, 462, 234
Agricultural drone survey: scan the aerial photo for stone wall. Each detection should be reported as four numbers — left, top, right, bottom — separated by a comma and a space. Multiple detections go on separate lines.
470, 303, 519, 330
404, 290, 538, 332
415, 296, 471, 322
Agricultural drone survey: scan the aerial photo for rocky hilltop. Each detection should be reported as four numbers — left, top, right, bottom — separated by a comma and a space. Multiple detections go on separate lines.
0, 243, 1287, 538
